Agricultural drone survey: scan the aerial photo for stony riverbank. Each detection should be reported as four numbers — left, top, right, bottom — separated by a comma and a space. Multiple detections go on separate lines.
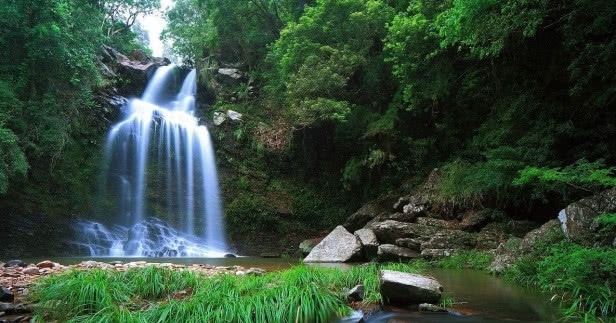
0, 259, 266, 323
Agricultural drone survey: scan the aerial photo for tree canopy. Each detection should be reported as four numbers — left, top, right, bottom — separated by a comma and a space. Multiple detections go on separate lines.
1, 0, 615, 220
164, 0, 616, 211
0, 0, 156, 213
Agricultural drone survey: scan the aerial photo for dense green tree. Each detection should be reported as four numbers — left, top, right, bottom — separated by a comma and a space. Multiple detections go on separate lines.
93, 0, 159, 54
0, 0, 154, 214
379, 0, 616, 209
163, 0, 299, 69
267, 0, 394, 126
0, 82, 27, 194
0, 0, 106, 213
162, 0, 214, 63
96, 0, 160, 37
161, 0, 615, 209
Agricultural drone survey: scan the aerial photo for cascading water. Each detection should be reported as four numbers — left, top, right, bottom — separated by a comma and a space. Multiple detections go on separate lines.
73, 66, 229, 257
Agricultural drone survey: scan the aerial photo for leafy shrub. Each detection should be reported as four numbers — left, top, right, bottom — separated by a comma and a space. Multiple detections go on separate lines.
514, 158, 616, 201
524, 242, 616, 321
435, 147, 526, 208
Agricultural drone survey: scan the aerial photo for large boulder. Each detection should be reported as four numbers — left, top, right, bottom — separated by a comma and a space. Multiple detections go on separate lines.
99, 45, 171, 96
369, 220, 439, 244
354, 228, 379, 261
299, 237, 323, 256
377, 244, 420, 262
213, 110, 243, 126
343, 195, 398, 232
558, 189, 616, 246
395, 238, 422, 251
420, 230, 475, 251
303, 226, 362, 262
216, 68, 246, 86
379, 270, 443, 305
419, 229, 475, 258
488, 220, 563, 273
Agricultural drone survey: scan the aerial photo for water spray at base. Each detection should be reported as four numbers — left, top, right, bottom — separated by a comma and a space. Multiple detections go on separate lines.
73, 66, 228, 257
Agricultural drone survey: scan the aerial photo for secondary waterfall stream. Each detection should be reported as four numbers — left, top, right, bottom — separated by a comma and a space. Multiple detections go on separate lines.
73, 66, 228, 257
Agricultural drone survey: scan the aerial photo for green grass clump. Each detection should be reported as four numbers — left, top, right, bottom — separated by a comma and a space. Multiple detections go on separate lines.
30, 269, 131, 320
433, 251, 494, 270
536, 242, 616, 323
504, 242, 616, 323
123, 265, 199, 299
28, 263, 425, 322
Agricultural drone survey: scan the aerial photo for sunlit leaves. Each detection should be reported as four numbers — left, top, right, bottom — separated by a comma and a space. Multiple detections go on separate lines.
98, 0, 160, 36
269, 0, 394, 125
384, 0, 451, 111
164, 0, 289, 67
514, 159, 616, 201
162, 0, 215, 62
436, 0, 548, 58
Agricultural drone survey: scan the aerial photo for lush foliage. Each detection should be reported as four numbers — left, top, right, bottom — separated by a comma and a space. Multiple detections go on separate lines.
30, 263, 425, 322
514, 159, 616, 200
505, 242, 616, 323
163, 0, 616, 212
0, 0, 158, 215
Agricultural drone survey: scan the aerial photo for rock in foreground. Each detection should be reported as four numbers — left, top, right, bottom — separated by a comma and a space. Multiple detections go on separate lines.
379, 270, 443, 305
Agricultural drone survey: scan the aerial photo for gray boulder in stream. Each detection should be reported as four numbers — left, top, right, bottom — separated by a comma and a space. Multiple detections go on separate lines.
303, 226, 362, 262
379, 270, 443, 305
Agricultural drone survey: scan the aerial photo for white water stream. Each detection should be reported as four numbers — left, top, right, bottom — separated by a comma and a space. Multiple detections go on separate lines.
73, 66, 228, 257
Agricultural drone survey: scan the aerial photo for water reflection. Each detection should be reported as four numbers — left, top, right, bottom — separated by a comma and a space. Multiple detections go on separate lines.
339, 269, 557, 323
429, 269, 555, 322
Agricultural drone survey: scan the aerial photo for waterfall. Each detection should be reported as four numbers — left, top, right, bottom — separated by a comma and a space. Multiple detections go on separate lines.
74, 66, 228, 257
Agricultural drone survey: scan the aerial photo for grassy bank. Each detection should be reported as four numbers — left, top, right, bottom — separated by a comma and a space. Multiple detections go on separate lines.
28, 262, 425, 322
431, 245, 616, 323
504, 242, 616, 323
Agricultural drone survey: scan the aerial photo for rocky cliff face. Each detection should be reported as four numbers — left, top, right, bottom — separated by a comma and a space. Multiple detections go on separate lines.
99, 45, 171, 97
0, 213, 76, 258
